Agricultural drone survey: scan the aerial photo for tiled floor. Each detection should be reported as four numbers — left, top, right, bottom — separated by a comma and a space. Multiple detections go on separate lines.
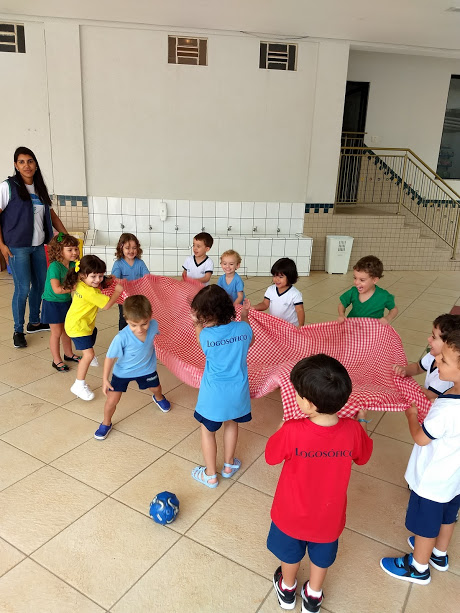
0, 269, 459, 612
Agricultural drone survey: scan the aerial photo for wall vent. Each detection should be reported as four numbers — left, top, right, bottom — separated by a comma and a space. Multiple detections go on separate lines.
168, 36, 207, 65
0, 23, 25, 53
259, 42, 296, 71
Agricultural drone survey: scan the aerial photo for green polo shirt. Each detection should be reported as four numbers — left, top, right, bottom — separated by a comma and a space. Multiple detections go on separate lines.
339, 285, 395, 319
42, 260, 74, 302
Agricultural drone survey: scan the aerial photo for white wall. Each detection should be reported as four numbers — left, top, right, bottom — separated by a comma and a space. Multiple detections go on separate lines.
347, 50, 460, 192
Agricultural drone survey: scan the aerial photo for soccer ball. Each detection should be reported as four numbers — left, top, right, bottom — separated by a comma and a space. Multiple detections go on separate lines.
149, 491, 180, 525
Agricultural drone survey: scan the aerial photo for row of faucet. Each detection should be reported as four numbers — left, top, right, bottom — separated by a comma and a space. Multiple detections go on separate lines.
119, 223, 282, 232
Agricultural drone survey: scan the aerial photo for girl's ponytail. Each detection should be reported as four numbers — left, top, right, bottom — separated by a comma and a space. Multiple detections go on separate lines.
63, 262, 79, 290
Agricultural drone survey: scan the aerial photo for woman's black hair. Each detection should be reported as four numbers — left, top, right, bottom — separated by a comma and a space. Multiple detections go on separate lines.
271, 258, 298, 285
13, 146, 52, 206
63, 254, 106, 290
191, 285, 235, 326
290, 354, 352, 414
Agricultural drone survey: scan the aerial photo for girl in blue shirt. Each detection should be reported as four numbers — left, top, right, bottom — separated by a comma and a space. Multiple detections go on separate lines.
111, 233, 149, 330
190, 285, 254, 488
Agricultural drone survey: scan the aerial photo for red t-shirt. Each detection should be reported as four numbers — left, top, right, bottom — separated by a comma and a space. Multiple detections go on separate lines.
266, 417, 373, 543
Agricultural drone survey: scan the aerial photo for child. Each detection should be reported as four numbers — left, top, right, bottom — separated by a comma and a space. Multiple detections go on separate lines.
64, 255, 123, 401
338, 255, 397, 325
190, 284, 254, 488
111, 233, 149, 331
41, 233, 81, 372
393, 313, 460, 401
182, 232, 214, 285
253, 258, 305, 327
380, 330, 460, 585
266, 355, 373, 612
94, 295, 170, 440
217, 249, 245, 306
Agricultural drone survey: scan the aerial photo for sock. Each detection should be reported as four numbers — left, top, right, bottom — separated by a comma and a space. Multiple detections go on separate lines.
306, 582, 322, 598
74, 379, 85, 387
281, 579, 296, 591
432, 546, 447, 557
411, 557, 429, 573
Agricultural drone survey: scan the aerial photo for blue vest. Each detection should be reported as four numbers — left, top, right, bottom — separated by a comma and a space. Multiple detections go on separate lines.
0, 176, 53, 247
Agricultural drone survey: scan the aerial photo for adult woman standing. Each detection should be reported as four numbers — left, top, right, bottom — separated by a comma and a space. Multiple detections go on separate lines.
0, 147, 67, 348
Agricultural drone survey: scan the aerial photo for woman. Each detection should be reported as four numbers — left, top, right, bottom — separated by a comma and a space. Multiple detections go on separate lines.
0, 146, 67, 348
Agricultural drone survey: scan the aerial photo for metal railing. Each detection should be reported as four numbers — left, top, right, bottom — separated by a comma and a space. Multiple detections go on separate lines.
335, 146, 460, 259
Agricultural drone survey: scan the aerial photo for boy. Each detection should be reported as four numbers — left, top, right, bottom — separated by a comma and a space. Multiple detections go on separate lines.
182, 232, 214, 285
266, 354, 373, 612
393, 313, 460, 400
380, 330, 460, 584
94, 295, 170, 440
337, 255, 397, 325
217, 249, 245, 306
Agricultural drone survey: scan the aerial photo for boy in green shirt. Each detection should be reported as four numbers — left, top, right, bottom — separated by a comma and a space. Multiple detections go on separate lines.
337, 255, 398, 326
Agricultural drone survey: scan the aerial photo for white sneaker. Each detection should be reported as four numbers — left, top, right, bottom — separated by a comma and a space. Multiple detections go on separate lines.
90, 356, 99, 367
70, 382, 95, 401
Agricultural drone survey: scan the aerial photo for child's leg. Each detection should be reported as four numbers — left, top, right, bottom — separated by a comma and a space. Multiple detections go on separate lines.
435, 522, 455, 552
200, 424, 218, 484
76, 347, 94, 381
280, 561, 300, 588
102, 391, 122, 426
413, 535, 437, 566
150, 383, 165, 401
222, 420, 238, 474
49, 323, 64, 364
308, 561, 328, 593
61, 330, 74, 358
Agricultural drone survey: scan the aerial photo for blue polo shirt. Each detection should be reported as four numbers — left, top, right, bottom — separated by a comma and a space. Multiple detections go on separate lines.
107, 319, 159, 378
111, 258, 149, 281
217, 272, 245, 303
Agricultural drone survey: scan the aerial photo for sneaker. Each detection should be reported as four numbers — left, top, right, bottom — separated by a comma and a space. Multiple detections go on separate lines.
380, 553, 431, 584
26, 323, 50, 334
90, 356, 99, 367
408, 536, 449, 571
301, 583, 323, 613
70, 382, 95, 401
94, 423, 112, 440
272, 566, 296, 610
13, 332, 27, 348
152, 394, 171, 413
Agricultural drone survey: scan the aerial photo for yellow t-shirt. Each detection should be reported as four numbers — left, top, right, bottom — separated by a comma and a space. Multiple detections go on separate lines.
65, 280, 110, 338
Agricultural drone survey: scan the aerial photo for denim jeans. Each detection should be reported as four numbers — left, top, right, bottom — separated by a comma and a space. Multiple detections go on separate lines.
8, 245, 47, 333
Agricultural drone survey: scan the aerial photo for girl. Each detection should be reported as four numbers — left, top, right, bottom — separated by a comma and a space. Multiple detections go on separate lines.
252, 257, 305, 327
41, 233, 81, 371
111, 233, 149, 330
64, 254, 123, 401
190, 285, 254, 488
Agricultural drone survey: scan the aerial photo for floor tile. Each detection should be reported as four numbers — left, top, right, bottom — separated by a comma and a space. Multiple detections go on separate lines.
0, 346, 25, 366
32, 498, 180, 610
0, 559, 104, 612
374, 411, 415, 445
164, 383, 199, 409
238, 452, 282, 496
405, 570, 460, 613
0, 381, 12, 396
20, 372, 102, 406
0, 538, 24, 578
0, 389, 56, 435
112, 537, 271, 612
0, 441, 44, 491
113, 452, 233, 533
0, 355, 60, 387
401, 343, 425, 362
353, 432, 413, 488
1, 408, 95, 463
0, 466, 104, 554
240, 396, 284, 437
51, 430, 164, 494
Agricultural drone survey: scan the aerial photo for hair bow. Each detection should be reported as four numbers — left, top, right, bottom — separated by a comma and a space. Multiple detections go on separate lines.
56, 232, 65, 243
74, 260, 80, 273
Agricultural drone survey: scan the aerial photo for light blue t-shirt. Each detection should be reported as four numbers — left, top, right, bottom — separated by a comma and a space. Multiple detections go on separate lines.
195, 320, 252, 422
107, 319, 159, 378
111, 258, 149, 281
217, 272, 245, 303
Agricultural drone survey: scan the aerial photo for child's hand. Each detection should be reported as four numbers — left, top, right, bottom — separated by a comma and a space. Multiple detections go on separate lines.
337, 316, 346, 323
379, 317, 389, 325
405, 402, 418, 418
102, 379, 114, 396
392, 364, 407, 377
182, 270, 187, 281
241, 298, 251, 319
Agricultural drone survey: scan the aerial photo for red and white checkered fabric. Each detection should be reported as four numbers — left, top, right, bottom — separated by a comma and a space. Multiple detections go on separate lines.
105, 275, 431, 423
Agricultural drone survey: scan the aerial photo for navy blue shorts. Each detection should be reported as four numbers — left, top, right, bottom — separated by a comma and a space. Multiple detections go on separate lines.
193, 410, 252, 432
405, 490, 460, 538
267, 522, 338, 568
110, 371, 160, 393
71, 327, 98, 351
41, 299, 71, 324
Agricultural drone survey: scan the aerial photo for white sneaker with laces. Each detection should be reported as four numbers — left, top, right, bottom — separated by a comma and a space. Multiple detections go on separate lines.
70, 382, 95, 401
90, 356, 99, 367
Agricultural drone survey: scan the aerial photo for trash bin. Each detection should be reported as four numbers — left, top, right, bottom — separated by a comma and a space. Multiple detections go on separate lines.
325, 235, 354, 274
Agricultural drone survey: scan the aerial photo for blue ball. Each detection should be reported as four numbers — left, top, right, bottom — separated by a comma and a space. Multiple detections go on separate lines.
149, 491, 180, 525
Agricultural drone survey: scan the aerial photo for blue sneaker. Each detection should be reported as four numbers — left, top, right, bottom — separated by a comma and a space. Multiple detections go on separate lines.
94, 423, 112, 440
380, 553, 430, 584
408, 536, 449, 571
152, 394, 171, 413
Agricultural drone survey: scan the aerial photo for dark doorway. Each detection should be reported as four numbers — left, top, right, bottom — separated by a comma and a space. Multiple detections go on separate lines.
342, 81, 369, 138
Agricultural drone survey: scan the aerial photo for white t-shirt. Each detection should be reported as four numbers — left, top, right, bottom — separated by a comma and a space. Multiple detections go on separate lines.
0, 180, 45, 246
419, 352, 453, 396
182, 255, 214, 285
264, 284, 303, 326
405, 394, 460, 502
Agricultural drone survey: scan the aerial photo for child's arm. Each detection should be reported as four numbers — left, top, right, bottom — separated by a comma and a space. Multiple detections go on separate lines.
337, 302, 346, 323
241, 298, 255, 346
405, 402, 432, 446
102, 357, 117, 396
295, 304, 305, 327
380, 306, 398, 326
233, 291, 244, 306
392, 362, 423, 378
252, 297, 270, 312
196, 271, 212, 284
50, 278, 72, 295
101, 283, 123, 310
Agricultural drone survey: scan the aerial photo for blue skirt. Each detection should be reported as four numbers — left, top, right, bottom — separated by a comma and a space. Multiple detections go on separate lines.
41, 299, 71, 324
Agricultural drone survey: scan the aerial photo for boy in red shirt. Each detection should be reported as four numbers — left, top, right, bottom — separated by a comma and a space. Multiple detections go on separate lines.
266, 354, 373, 612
